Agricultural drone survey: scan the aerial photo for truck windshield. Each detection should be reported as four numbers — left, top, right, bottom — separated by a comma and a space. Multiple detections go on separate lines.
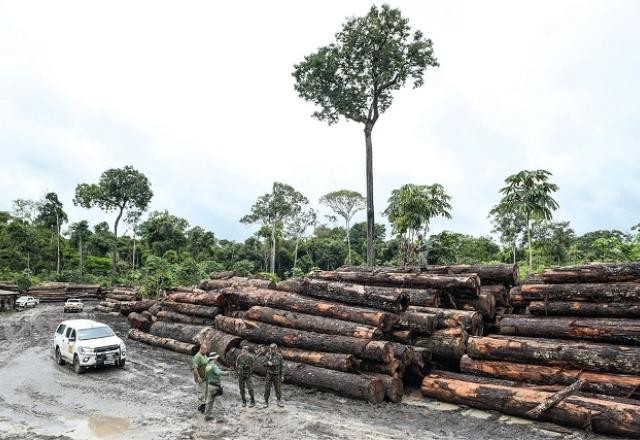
78, 327, 114, 340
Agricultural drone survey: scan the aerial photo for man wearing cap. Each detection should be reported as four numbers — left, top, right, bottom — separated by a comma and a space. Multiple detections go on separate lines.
192, 345, 229, 421
263, 343, 284, 408
235, 344, 256, 407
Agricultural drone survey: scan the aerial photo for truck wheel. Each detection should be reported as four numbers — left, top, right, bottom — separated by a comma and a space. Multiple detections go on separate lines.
55, 347, 66, 366
73, 355, 85, 374
116, 359, 126, 368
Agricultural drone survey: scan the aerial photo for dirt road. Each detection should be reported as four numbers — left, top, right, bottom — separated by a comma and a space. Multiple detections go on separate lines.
0, 304, 615, 440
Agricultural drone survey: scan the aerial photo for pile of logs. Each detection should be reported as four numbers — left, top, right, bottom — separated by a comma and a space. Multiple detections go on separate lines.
27, 282, 102, 302
421, 262, 640, 438
95, 286, 139, 314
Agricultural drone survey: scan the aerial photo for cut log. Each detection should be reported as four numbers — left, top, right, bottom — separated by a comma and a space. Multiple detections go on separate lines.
304, 279, 410, 312
148, 321, 206, 344
388, 329, 416, 345
455, 293, 496, 319
421, 371, 640, 438
148, 303, 162, 316
480, 284, 509, 307
499, 315, 640, 345
198, 279, 234, 290
128, 328, 197, 355
244, 306, 383, 339
367, 373, 403, 403
467, 335, 640, 374
307, 271, 480, 298
200, 276, 276, 291
520, 282, 640, 303
226, 348, 385, 403
214, 315, 393, 362
528, 300, 640, 318
389, 342, 416, 366
209, 270, 241, 280
165, 289, 226, 307
542, 262, 640, 283
192, 327, 242, 363
460, 355, 640, 399
94, 305, 117, 314
156, 310, 216, 326
406, 288, 441, 307
127, 312, 151, 331
408, 306, 483, 336
120, 299, 157, 315
221, 287, 399, 332
243, 343, 356, 372
274, 278, 305, 293
396, 311, 437, 334
415, 330, 467, 365
358, 359, 405, 378
160, 301, 221, 318
105, 293, 137, 302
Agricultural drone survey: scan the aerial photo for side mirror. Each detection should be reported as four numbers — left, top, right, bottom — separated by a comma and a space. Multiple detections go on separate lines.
69, 337, 76, 342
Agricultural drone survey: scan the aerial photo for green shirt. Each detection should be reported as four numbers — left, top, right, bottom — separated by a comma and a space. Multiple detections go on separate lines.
192, 352, 209, 380
236, 353, 255, 376
265, 351, 283, 376
205, 362, 225, 385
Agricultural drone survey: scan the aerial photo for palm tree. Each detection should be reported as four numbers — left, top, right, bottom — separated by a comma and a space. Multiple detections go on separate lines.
493, 170, 559, 268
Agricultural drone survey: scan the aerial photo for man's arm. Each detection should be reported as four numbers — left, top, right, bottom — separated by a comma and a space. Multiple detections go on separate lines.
193, 367, 202, 383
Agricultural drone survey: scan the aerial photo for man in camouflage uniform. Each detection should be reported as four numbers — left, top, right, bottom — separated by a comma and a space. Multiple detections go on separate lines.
263, 343, 284, 408
235, 344, 256, 407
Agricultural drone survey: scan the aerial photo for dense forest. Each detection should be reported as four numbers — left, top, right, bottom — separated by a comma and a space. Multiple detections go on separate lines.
1, 165, 638, 297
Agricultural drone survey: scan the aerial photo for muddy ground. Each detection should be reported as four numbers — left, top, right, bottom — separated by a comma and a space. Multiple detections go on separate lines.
0, 304, 619, 440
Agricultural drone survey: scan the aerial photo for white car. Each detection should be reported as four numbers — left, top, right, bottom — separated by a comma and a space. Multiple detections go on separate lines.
64, 299, 84, 313
16, 296, 39, 308
53, 319, 126, 374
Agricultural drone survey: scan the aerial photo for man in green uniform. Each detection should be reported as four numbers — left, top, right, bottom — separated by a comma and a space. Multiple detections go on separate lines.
235, 344, 256, 407
193, 345, 229, 421
192, 344, 209, 414
263, 343, 284, 408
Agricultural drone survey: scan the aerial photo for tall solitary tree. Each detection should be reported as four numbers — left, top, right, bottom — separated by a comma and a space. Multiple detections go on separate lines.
241, 182, 308, 274
293, 4, 438, 267
37, 192, 68, 274
319, 190, 366, 265
74, 166, 153, 282
384, 183, 452, 265
492, 170, 559, 268
68, 220, 92, 274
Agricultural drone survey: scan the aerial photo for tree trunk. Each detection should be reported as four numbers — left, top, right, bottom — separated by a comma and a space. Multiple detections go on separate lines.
364, 124, 375, 267
459, 355, 640, 399
414, 331, 467, 365
112, 207, 124, 283
165, 289, 227, 307
78, 236, 83, 274
119, 299, 157, 315
214, 315, 393, 362
542, 262, 640, 283
156, 310, 216, 326
358, 358, 405, 378
160, 301, 221, 318
346, 218, 352, 266
527, 217, 532, 268
293, 237, 299, 269
128, 328, 197, 355
226, 348, 385, 403
396, 311, 437, 334
270, 221, 276, 274
244, 306, 383, 339
199, 277, 276, 291
192, 327, 242, 363
274, 278, 305, 293
498, 315, 640, 345
132, 236, 136, 270
467, 335, 640, 374
388, 329, 416, 345
528, 300, 640, 318
148, 321, 206, 344
367, 373, 404, 403
304, 279, 410, 312
220, 287, 400, 331
307, 271, 480, 298
421, 371, 640, 438
55, 212, 60, 274
242, 342, 355, 372
127, 312, 152, 331
407, 306, 483, 336
520, 282, 640, 303
406, 288, 441, 307
208, 270, 241, 280
455, 293, 496, 319
481, 284, 509, 307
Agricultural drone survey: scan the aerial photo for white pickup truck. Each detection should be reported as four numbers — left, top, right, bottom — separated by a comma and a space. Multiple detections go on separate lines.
16, 296, 39, 308
53, 319, 126, 374
63, 298, 84, 313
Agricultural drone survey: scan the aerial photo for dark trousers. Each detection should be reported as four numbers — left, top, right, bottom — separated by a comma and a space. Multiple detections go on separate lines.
238, 375, 255, 404
264, 373, 282, 403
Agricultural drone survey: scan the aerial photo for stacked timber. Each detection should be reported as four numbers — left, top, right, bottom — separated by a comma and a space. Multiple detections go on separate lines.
95, 286, 138, 314
27, 282, 102, 302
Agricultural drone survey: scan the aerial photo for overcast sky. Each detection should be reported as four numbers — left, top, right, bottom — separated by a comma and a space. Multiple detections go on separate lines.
1, 1, 639, 241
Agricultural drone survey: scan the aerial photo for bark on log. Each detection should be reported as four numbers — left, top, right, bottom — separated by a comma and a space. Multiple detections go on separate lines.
389, 342, 416, 366
160, 301, 221, 318
528, 300, 640, 318
226, 348, 385, 403
406, 288, 441, 307
148, 321, 206, 344
467, 335, 640, 374
358, 359, 405, 378
198, 279, 234, 290
304, 279, 410, 312
128, 328, 197, 355
415, 331, 467, 365
367, 373, 403, 403
244, 306, 383, 339
105, 293, 137, 302
389, 329, 416, 345
127, 312, 151, 331
338, 264, 518, 286
460, 355, 640, 399
221, 287, 399, 332
396, 311, 437, 334
99, 300, 120, 309
120, 300, 157, 315
156, 310, 216, 326
408, 306, 483, 336
307, 271, 480, 298
214, 315, 393, 362
527, 379, 585, 418
199, 277, 276, 291
148, 303, 162, 316
421, 371, 640, 438
192, 327, 242, 363
499, 315, 640, 345
455, 293, 496, 319
243, 343, 356, 372
542, 263, 640, 284
94, 305, 117, 314
209, 270, 241, 280
274, 278, 305, 293
520, 282, 640, 303
165, 289, 226, 307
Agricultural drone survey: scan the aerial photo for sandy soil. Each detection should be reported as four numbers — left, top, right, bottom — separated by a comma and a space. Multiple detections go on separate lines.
0, 304, 618, 440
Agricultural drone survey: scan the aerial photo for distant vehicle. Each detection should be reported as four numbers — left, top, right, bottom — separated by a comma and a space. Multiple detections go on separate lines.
64, 299, 84, 313
53, 319, 126, 374
16, 296, 39, 308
